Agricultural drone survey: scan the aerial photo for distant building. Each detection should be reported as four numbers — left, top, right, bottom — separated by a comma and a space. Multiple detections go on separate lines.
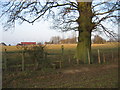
45, 42, 51, 44
21, 42, 36, 45
37, 42, 42, 45
17, 42, 36, 46
0, 42, 7, 46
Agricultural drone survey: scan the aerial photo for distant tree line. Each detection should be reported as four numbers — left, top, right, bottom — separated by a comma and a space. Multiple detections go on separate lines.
92, 35, 119, 44
60, 37, 77, 44
92, 35, 106, 44
45, 35, 119, 44
45, 36, 77, 44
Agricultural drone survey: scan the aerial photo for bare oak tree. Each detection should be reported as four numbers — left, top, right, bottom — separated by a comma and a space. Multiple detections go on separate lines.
0, 0, 119, 63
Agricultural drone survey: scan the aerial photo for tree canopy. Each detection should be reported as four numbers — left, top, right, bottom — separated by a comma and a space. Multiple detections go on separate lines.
0, 0, 119, 63
0, 0, 119, 36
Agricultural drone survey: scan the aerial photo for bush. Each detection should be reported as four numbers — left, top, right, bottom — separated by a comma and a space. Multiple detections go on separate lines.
26, 45, 46, 70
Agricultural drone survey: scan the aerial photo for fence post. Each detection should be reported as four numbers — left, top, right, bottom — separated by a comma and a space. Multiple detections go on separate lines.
61, 45, 64, 56
111, 51, 114, 62
68, 56, 71, 64
44, 52, 47, 60
103, 53, 106, 63
98, 49, 101, 64
76, 59, 79, 65
4, 49, 7, 71
61, 45, 64, 68
87, 48, 90, 64
68, 50, 71, 64
21, 50, 25, 71
60, 61, 62, 69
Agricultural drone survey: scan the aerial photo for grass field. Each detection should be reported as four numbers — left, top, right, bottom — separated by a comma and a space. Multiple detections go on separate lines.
1, 42, 119, 51
1, 43, 119, 88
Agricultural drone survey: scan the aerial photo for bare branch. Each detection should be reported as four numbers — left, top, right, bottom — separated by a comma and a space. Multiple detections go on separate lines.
98, 23, 117, 38
92, 1, 107, 9
96, 15, 120, 25
95, 9, 120, 16
0, 0, 119, 39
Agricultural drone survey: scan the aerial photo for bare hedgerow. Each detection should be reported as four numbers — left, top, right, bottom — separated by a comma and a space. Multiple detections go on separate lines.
26, 45, 46, 70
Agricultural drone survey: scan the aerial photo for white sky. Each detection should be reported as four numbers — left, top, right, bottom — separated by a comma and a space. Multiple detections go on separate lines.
0, 20, 118, 46
0, 16, 118, 45
0, 0, 118, 45
0, 21, 75, 45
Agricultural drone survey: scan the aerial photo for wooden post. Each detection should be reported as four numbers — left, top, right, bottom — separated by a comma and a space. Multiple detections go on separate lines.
52, 63, 56, 69
60, 61, 62, 69
44, 52, 47, 60
21, 50, 25, 71
98, 49, 101, 64
68, 50, 71, 64
111, 51, 114, 62
61, 45, 64, 56
103, 53, 106, 63
61, 45, 64, 68
77, 59, 79, 65
87, 49, 90, 64
4, 49, 7, 71
68, 56, 71, 64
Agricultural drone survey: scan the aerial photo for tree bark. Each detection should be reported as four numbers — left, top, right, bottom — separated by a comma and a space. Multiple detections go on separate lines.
75, 2, 94, 64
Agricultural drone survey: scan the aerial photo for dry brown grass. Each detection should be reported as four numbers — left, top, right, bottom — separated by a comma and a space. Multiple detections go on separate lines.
1, 46, 19, 52
1, 42, 119, 52
46, 44, 77, 50
92, 42, 119, 48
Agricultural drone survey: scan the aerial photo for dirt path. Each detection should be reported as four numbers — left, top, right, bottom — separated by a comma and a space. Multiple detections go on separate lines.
61, 64, 118, 74
3, 63, 118, 88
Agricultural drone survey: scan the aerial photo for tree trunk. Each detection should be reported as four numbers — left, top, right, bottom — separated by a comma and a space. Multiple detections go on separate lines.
76, 30, 91, 64
75, 2, 94, 64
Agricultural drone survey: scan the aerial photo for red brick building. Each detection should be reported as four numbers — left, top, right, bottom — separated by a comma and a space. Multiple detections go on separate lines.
21, 42, 36, 45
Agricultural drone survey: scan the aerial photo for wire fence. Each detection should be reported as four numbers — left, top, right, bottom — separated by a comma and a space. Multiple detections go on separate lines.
1, 42, 119, 72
